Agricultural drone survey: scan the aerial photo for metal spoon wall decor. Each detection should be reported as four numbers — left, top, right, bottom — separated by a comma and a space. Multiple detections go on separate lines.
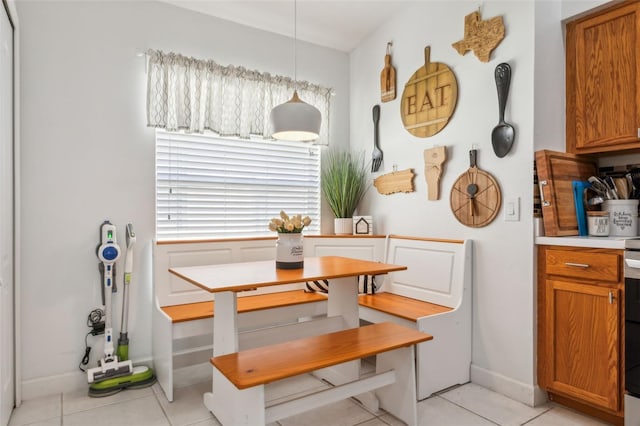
491, 62, 515, 158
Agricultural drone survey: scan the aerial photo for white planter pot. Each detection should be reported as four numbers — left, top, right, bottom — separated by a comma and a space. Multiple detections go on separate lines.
275, 232, 304, 269
334, 218, 353, 235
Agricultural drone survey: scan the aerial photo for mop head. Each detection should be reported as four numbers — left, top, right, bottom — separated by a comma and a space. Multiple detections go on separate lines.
87, 358, 133, 384
88, 365, 156, 397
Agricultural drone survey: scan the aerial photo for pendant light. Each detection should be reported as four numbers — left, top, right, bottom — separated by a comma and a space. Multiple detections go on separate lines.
270, 0, 321, 142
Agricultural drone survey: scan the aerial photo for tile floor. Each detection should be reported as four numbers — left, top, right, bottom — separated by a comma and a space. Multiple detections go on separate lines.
8, 375, 613, 426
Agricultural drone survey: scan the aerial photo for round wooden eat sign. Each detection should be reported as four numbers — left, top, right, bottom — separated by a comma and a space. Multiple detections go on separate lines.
401, 46, 458, 138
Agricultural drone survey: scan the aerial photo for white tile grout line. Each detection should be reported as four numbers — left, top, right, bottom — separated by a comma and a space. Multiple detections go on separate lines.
151, 388, 173, 425
433, 395, 503, 426
519, 405, 555, 425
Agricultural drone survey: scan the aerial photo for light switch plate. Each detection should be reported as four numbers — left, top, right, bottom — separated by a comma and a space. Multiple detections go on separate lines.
505, 197, 520, 222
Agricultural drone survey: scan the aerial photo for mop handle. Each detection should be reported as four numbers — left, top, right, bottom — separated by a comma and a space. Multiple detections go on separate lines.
120, 223, 135, 335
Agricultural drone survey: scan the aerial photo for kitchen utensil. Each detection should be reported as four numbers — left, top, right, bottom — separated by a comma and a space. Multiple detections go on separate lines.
587, 176, 611, 199
491, 63, 515, 158
467, 183, 478, 216
450, 149, 501, 227
604, 176, 619, 199
626, 173, 636, 198
614, 177, 629, 199
371, 105, 383, 172
629, 168, 640, 198
588, 196, 605, 206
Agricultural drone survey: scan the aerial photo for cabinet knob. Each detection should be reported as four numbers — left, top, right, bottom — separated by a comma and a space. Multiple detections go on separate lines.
609, 291, 615, 304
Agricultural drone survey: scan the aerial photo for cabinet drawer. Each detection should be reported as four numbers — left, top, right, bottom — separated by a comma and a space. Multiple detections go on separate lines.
545, 249, 621, 282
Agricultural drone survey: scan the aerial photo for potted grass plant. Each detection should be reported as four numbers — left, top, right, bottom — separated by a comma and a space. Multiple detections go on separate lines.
321, 150, 368, 235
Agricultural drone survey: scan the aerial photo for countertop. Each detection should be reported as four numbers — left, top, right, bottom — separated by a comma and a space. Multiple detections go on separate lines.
535, 235, 639, 249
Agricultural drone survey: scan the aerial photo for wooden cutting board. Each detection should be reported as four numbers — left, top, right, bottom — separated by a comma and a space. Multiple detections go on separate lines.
450, 150, 501, 228
535, 150, 597, 236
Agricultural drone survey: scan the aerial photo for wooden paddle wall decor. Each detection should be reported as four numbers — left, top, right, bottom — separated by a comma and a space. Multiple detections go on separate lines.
452, 10, 505, 63
373, 168, 415, 195
424, 146, 447, 200
380, 42, 396, 102
401, 46, 458, 138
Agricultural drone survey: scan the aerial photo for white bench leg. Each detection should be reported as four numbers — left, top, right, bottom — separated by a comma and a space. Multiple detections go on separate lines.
205, 291, 240, 415
152, 304, 174, 402
207, 367, 265, 425
375, 346, 419, 426
314, 276, 361, 399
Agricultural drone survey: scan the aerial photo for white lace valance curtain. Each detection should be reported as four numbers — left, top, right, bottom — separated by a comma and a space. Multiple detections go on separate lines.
146, 49, 332, 145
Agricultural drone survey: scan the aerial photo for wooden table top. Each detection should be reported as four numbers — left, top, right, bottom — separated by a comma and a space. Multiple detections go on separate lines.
168, 256, 407, 293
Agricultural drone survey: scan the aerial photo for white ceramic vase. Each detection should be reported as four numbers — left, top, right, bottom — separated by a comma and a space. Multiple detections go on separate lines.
334, 218, 353, 235
275, 232, 304, 269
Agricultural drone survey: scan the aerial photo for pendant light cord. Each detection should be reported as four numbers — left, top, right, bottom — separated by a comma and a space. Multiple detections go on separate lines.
293, 0, 298, 91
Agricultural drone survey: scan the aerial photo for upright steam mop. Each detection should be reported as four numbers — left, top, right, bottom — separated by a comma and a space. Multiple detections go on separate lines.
88, 222, 155, 397
87, 221, 133, 385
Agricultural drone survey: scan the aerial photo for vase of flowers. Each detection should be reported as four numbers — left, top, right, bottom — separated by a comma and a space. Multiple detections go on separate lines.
269, 211, 312, 269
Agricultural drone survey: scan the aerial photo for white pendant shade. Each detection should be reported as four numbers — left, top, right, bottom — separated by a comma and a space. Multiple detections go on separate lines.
271, 90, 321, 142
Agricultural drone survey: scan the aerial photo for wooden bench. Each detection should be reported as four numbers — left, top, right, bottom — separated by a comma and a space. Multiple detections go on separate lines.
152, 239, 329, 402
358, 235, 473, 400
161, 290, 326, 323
209, 322, 432, 426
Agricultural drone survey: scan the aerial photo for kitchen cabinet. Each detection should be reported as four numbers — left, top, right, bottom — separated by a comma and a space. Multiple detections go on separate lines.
538, 245, 624, 425
566, 1, 640, 154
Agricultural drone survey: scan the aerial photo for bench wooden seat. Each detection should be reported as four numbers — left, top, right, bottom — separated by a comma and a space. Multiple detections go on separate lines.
161, 290, 327, 323
358, 293, 452, 322
209, 322, 431, 425
211, 321, 432, 389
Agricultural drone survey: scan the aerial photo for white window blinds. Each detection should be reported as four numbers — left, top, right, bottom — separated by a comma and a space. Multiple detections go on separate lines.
156, 130, 321, 241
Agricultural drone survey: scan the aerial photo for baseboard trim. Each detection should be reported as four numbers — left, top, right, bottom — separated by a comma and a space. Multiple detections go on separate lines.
470, 364, 547, 407
22, 356, 154, 401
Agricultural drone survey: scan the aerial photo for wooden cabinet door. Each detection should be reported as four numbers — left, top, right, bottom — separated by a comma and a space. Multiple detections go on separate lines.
567, 2, 640, 154
545, 280, 620, 411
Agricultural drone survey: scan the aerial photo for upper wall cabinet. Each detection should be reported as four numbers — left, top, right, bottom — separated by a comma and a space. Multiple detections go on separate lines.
566, 2, 640, 154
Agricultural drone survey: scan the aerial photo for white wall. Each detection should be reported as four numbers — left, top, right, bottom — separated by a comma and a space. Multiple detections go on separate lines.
534, 0, 565, 152
350, 1, 540, 404
16, 1, 349, 398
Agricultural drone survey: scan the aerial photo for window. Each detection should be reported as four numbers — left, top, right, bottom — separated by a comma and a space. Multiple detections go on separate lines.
156, 130, 321, 241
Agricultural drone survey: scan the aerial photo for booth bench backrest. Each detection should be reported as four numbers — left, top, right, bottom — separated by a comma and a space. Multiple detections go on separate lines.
381, 236, 468, 309
153, 235, 465, 308
153, 236, 387, 307
154, 238, 280, 307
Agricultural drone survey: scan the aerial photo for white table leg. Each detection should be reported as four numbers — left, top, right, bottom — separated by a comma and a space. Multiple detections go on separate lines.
213, 291, 238, 355
205, 291, 238, 414
327, 276, 359, 329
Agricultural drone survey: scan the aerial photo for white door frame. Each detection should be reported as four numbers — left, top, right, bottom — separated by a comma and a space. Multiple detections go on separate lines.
4, 0, 19, 414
